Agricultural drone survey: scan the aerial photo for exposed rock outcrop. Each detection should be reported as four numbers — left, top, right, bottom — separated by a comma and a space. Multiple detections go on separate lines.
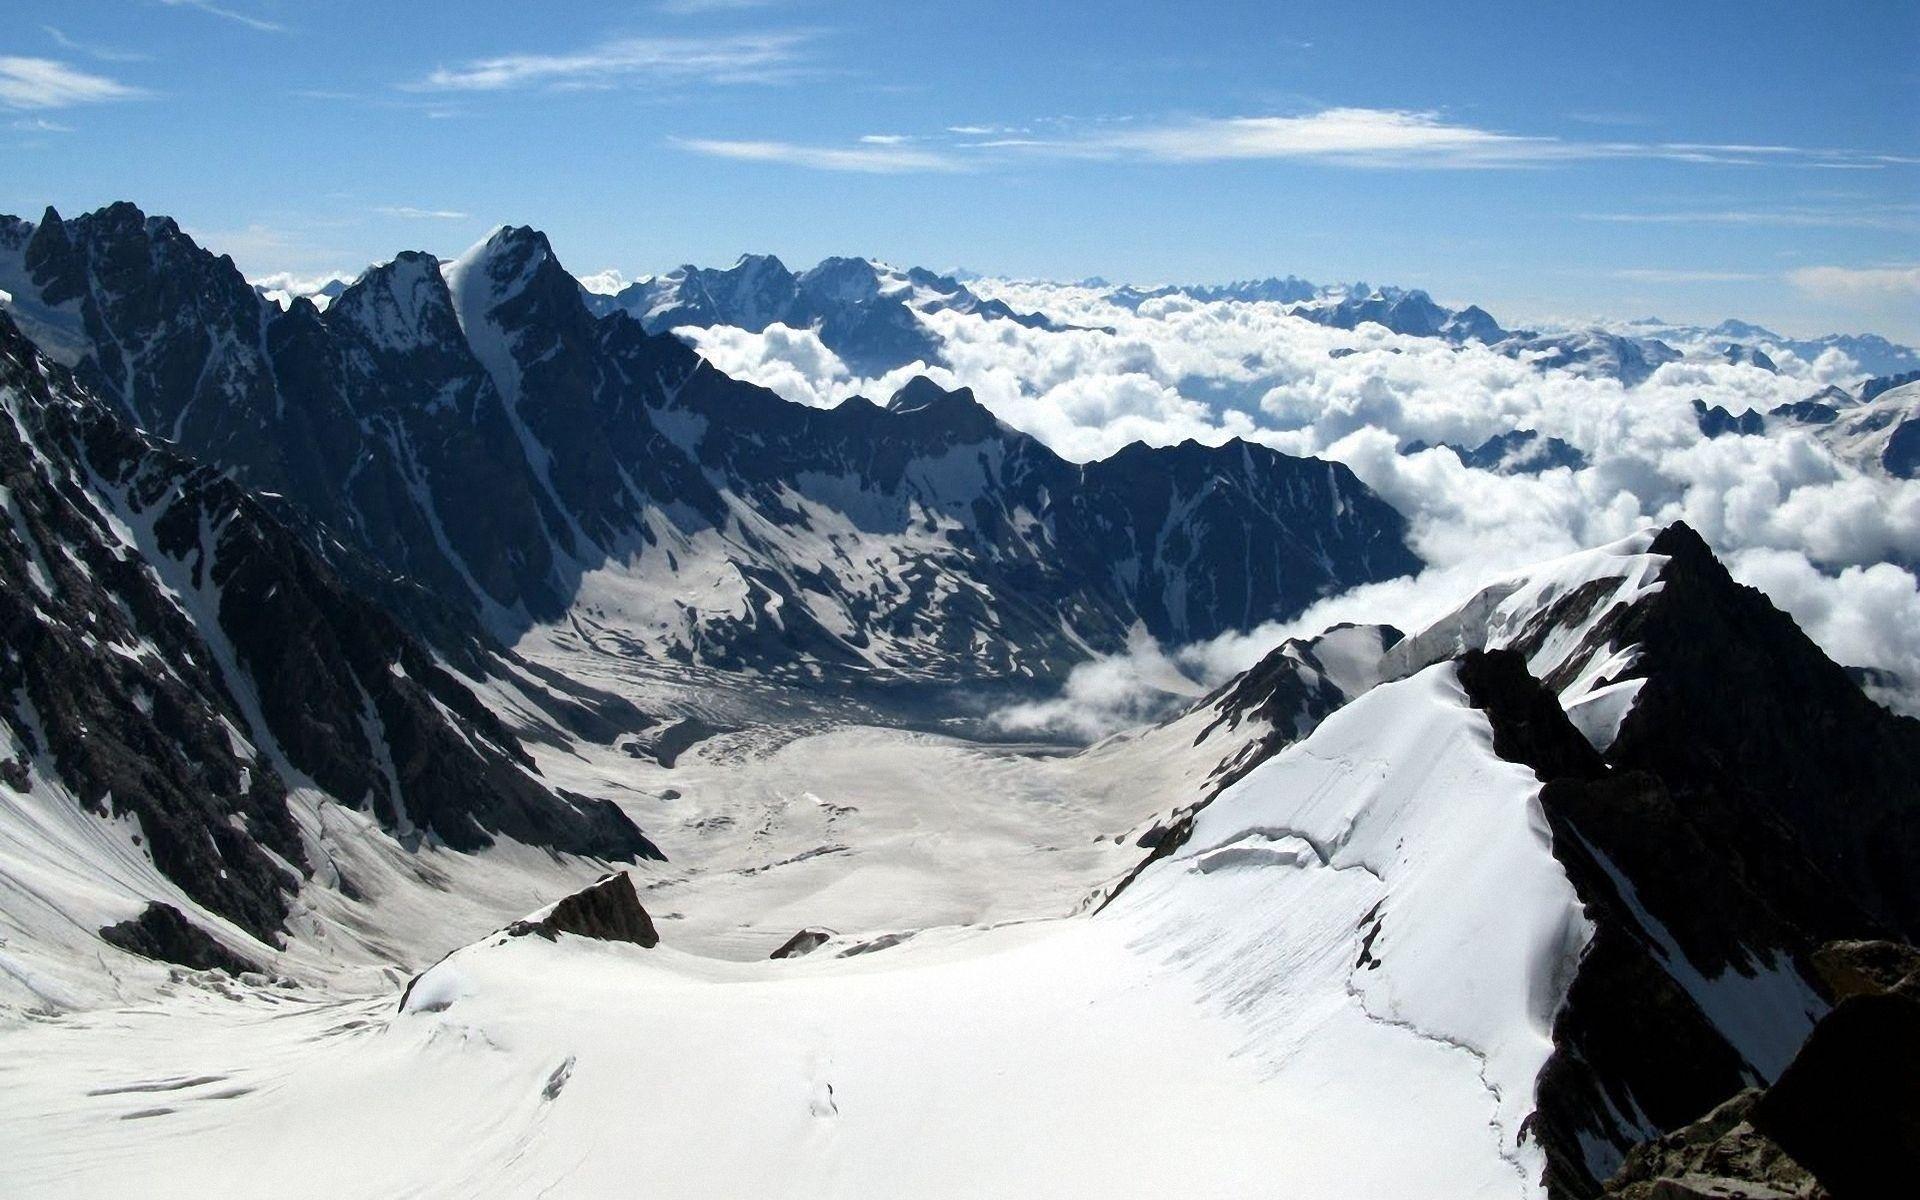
1602, 1089, 1825, 1200
506, 872, 660, 948
99, 903, 264, 976
769, 929, 834, 959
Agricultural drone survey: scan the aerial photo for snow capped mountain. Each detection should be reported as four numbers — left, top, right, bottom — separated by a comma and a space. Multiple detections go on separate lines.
1807, 378, 1920, 480
0, 205, 1418, 692
0, 310, 661, 1007
1624, 316, 1920, 379
1760, 376, 1920, 481
2, 200, 1915, 1200
1076, 272, 1917, 388
581, 252, 1065, 375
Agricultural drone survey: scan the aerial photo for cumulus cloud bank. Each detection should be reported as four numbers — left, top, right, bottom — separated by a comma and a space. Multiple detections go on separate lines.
679, 278, 1920, 724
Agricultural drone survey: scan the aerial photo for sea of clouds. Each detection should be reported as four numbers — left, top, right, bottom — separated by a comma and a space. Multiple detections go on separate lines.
681, 282, 1920, 730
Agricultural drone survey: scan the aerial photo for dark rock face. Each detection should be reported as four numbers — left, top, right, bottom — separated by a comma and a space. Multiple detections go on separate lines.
506, 872, 660, 947
0, 312, 660, 942
1407, 428, 1589, 474
1768, 398, 1841, 425
2, 205, 1420, 690
1453, 647, 1821, 1196
1719, 343, 1779, 372
99, 903, 264, 976
1884, 417, 1920, 479
770, 929, 834, 959
1861, 369, 1920, 403
1456, 649, 1608, 781
1750, 993, 1920, 1197
1609, 523, 1920, 938
1694, 398, 1767, 438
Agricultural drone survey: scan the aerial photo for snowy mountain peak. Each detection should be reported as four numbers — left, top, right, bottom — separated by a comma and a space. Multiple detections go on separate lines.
798, 255, 889, 304
330, 250, 454, 351
448, 225, 557, 301
884, 374, 975, 415
729, 250, 792, 278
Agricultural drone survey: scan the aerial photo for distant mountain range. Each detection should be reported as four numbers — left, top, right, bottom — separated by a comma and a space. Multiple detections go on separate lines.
579, 254, 1069, 376
1114, 276, 1919, 382
0, 204, 1416, 693
234, 254, 1919, 390
3, 201, 1917, 1200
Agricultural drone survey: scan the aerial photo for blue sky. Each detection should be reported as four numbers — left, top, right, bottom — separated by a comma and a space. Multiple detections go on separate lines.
6, 0, 1918, 338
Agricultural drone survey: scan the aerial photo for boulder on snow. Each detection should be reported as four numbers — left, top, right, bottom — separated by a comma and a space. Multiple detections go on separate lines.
99, 902, 264, 976
505, 872, 660, 948
769, 928, 834, 959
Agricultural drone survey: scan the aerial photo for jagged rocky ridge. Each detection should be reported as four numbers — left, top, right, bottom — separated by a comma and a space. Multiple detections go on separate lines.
1130, 524, 1920, 1196
1404, 428, 1590, 475
0, 204, 1418, 689
1376, 523, 1920, 1191
0, 311, 660, 950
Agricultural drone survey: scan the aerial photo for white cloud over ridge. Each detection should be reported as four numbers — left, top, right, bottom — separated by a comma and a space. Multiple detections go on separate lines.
680, 279, 1920, 722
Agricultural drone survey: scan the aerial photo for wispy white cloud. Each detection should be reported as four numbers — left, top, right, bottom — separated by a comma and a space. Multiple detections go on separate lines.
1075, 108, 1559, 167
1584, 205, 1920, 232
655, 0, 784, 12
858, 133, 913, 145
1789, 264, 1920, 303
1611, 268, 1767, 283
43, 25, 151, 63
675, 136, 965, 173
407, 33, 809, 92
10, 116, 75, 133
375, 205, 470, 220
0, 57, 149, 110
158, 0, 285, 33
922, 108, 1919, 172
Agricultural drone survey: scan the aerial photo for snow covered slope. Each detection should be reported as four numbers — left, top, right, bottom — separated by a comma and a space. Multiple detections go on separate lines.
0, 662, 1585, 1199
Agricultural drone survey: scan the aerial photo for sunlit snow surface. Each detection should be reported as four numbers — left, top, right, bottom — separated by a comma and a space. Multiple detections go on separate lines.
0, 665, 1580, 1198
